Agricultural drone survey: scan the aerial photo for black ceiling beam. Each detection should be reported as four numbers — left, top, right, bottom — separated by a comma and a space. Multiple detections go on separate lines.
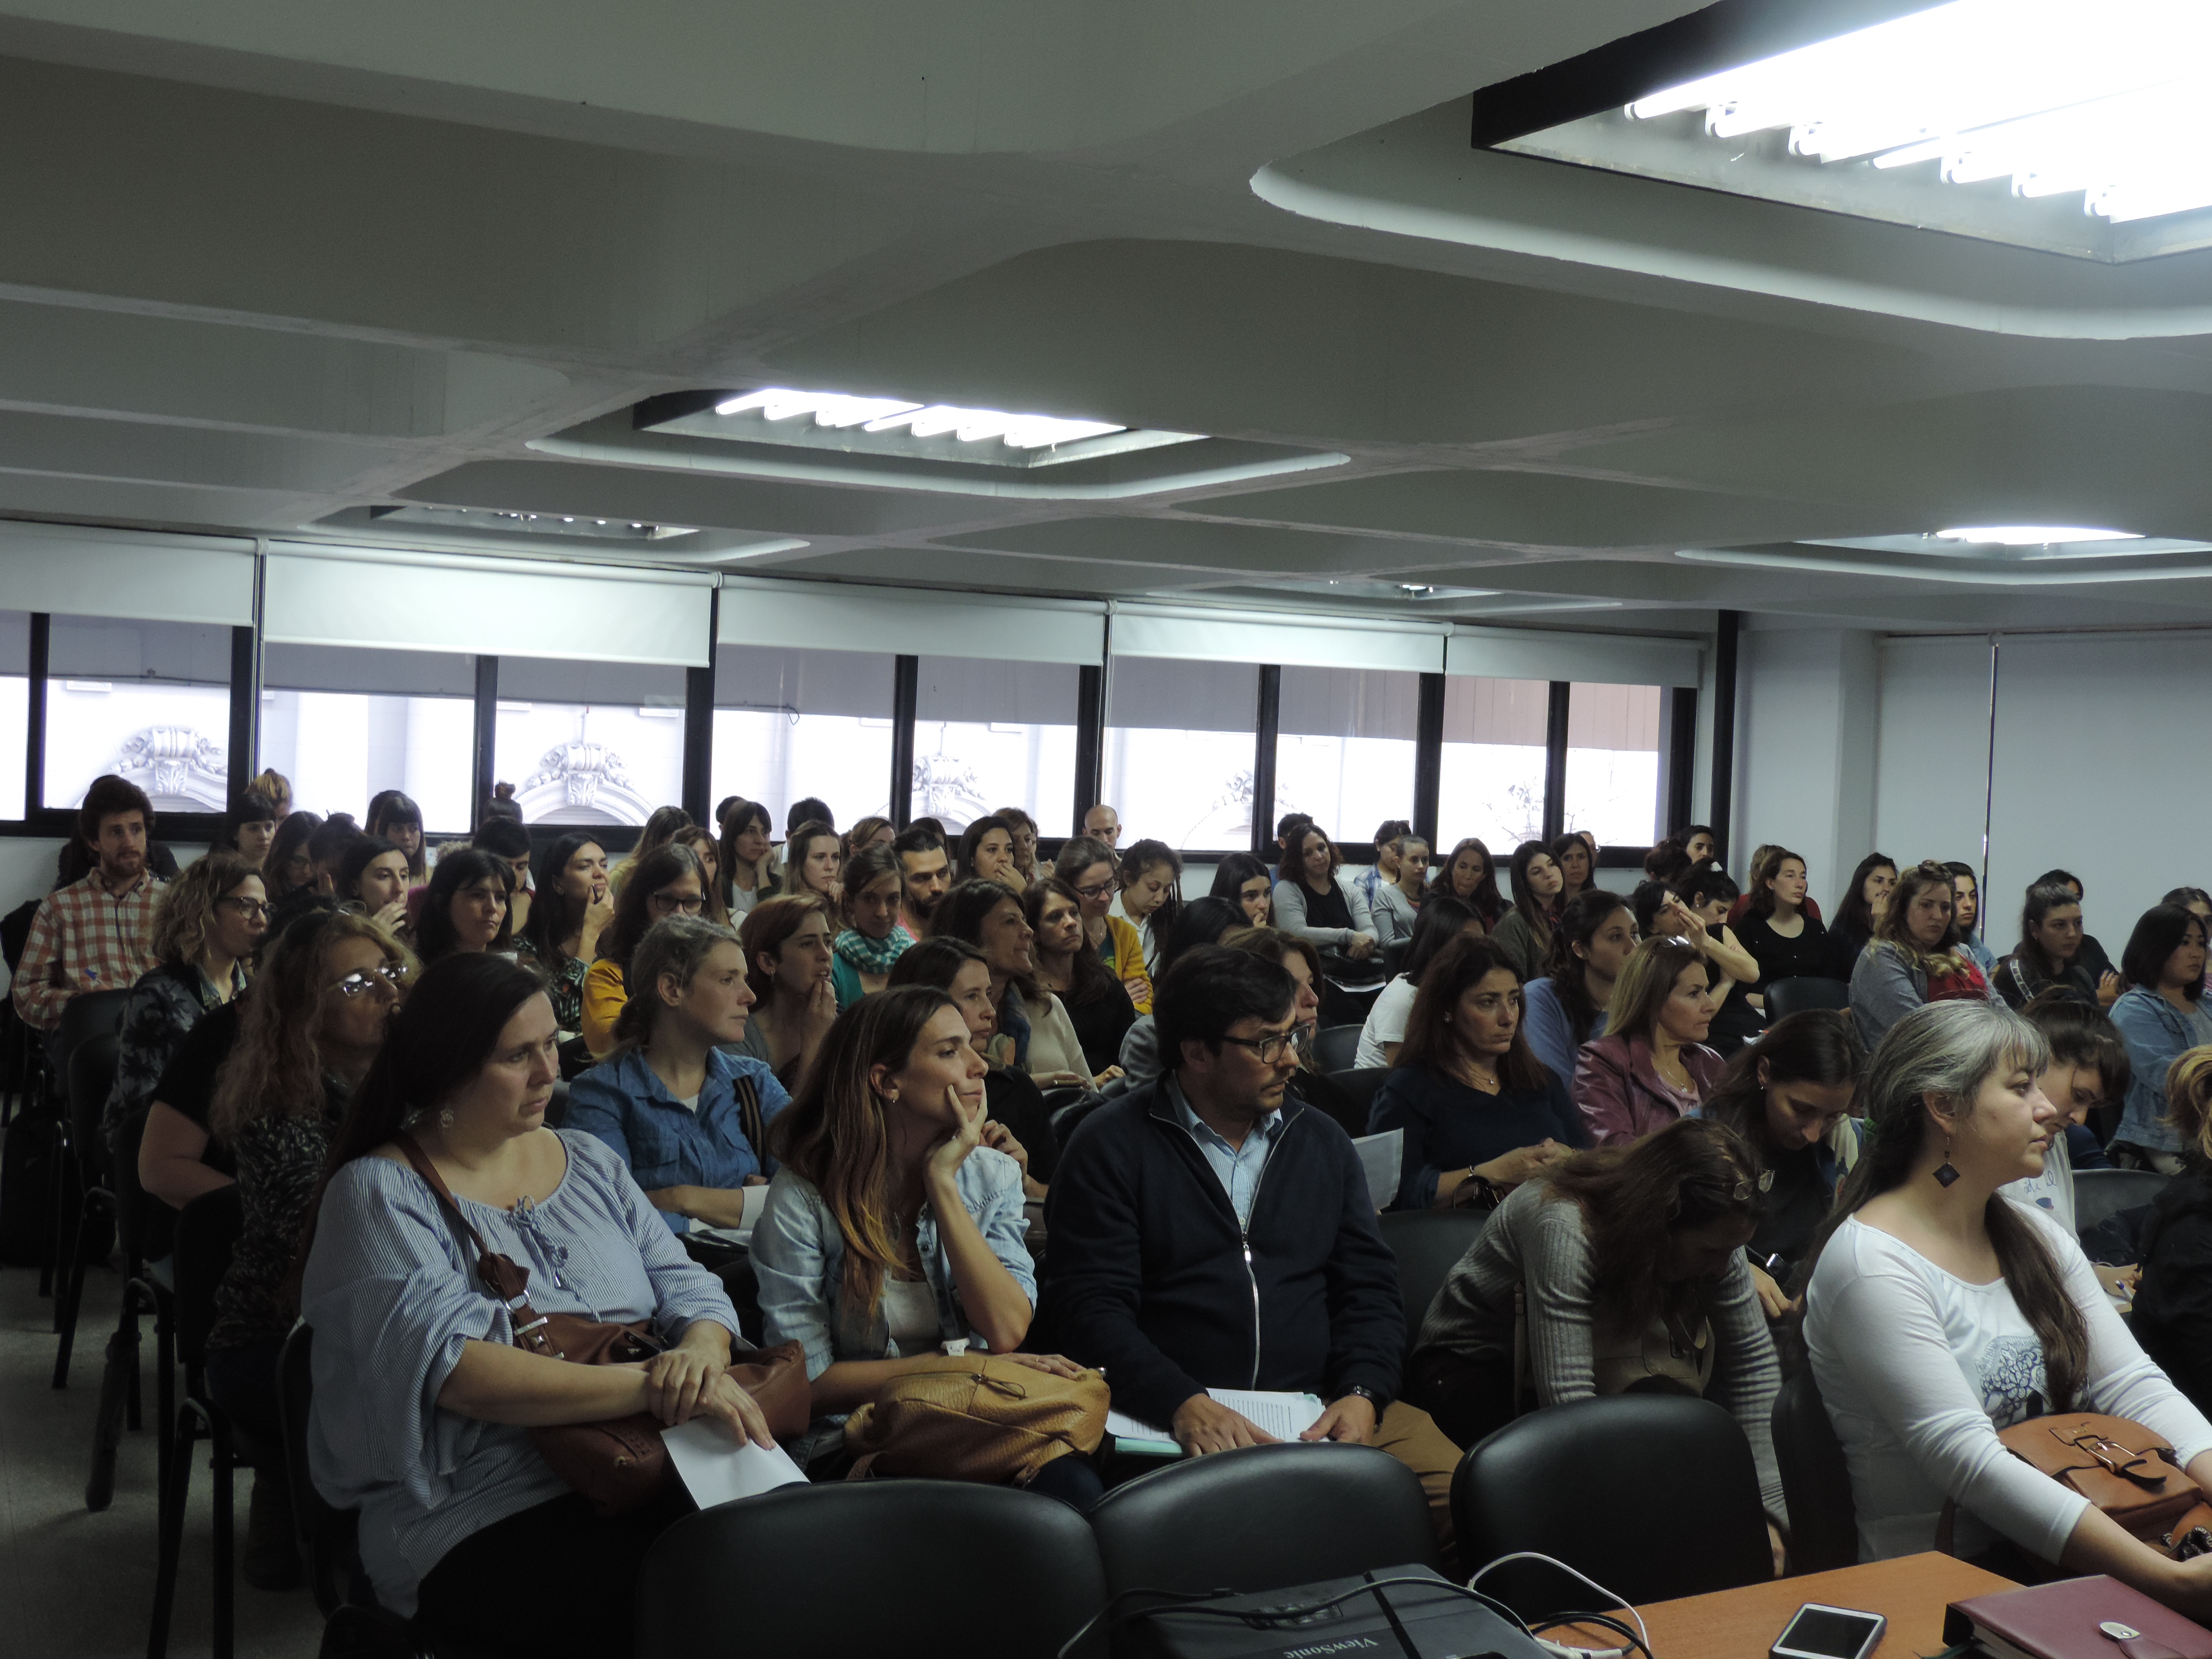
1470, 0, 1946, 150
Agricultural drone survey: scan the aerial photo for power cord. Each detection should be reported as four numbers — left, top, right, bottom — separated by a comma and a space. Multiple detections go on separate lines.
1053, 1571, 1537, 1659
1466, 1551, 1652, 1659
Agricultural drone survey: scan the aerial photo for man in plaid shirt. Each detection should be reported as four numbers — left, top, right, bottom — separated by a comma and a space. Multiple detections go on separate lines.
13, 774, 165, 1032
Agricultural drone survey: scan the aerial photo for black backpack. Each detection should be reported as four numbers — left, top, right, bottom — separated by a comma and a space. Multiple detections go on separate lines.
0, 1108, 58, 1267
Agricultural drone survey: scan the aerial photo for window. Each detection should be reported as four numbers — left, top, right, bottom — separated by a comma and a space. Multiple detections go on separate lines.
496, 656, 687, 826
0, 611, 26, 820
261, 645, 476, 832
914, 656, 1078, 837
1566, 682, 1662, 847
1274, 667, 1418, 846
1101, 658, 1258, 851
45, 616, 233, 812
1438, 676, 1549, 852
712, 646, 895, 832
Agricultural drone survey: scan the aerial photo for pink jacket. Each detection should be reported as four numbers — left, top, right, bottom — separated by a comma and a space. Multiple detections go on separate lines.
1572, 1032, 1727, 1149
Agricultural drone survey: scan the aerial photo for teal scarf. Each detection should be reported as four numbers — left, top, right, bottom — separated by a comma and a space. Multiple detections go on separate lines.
834, 925, 914, 975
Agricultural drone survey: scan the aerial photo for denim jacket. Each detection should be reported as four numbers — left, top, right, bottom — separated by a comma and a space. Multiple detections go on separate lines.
562, 1048, 790, 1233
751, 1148, 1034, 1463
2111, 987, 2212, 1154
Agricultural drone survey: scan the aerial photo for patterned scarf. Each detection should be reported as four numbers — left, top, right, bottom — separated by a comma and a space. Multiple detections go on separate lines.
834, 925, 914, 975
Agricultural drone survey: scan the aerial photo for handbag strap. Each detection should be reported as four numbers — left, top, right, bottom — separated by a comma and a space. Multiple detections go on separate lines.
393, 1130, 558, 1356
731, 1071, 767, 1173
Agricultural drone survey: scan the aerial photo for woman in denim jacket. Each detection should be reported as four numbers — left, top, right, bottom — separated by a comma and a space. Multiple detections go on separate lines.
2108, 904, 2212, 1172
751, 986, 1097, 1498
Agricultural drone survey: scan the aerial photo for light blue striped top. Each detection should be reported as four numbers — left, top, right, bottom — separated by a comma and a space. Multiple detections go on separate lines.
300, 1130, 740, 1617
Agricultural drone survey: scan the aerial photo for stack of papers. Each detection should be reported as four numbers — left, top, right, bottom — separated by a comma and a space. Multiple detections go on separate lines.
1352, 1129, 1402, 1213
689, 1184, 771, 1248
661, 1419, 809, 1507
1106, 1388, 1328, 1454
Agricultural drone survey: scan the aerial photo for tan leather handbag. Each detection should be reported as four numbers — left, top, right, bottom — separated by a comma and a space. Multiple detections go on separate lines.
840, 1353, 1109, 1485
1940, 1412, 2212, 1560
396, 1134, 811, 1514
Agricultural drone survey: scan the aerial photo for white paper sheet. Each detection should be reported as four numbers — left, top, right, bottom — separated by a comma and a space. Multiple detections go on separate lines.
689, 1185, 772, 1248
1105, 1389, 1326, 1449
1352, 1129, 1402, 1213
661, 1419, 807, 1508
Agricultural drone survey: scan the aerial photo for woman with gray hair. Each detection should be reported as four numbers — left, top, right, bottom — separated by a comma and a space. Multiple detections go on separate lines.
565, 915, 792, 1237
1803, 999, 2212, 1609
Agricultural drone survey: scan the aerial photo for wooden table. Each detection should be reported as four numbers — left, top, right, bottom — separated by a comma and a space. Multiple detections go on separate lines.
1553, 1553, 2014, 1659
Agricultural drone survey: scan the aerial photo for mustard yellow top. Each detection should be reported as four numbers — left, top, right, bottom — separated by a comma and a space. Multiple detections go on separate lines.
1100, 913, 1153, 1016
581, 958, 628, 1057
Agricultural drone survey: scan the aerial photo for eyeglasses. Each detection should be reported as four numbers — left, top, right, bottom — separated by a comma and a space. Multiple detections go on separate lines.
650, 890, 706, 914
220, 897, 270, 921
330, 961, 406, 998
1218, 1022, 1316, 1064
1071, 880, 1116, 901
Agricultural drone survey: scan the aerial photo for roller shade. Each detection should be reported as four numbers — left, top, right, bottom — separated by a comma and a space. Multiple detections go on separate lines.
263, 545, 713, 667
0, 519, 254, 626
1445, 625, 1701, 688
718, 576, 1104, 665
1112, 604, 1446, 673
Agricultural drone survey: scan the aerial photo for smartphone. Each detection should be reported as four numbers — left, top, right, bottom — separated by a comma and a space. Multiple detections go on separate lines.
1771, 1603, 1886, 1659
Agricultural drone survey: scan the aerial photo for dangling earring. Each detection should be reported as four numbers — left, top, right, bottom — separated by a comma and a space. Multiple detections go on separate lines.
1933, 1132, 1960, 1189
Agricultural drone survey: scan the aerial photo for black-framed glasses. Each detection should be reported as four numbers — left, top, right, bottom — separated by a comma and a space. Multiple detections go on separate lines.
1218, 1022, 1315, 1064
650, 890, 706, 915
330, 961, 407, 998
1071, 879, 1117, 901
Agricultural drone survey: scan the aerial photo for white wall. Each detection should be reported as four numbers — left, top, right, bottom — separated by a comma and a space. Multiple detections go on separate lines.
1871, 634, 1992, 876
1734, 627, 1879, 914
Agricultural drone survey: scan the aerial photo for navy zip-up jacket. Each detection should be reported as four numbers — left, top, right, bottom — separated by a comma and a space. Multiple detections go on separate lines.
1038, 1078, 1405, 1430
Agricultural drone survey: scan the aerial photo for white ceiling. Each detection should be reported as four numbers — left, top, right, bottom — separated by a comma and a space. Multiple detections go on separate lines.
5, 1, 2212, 639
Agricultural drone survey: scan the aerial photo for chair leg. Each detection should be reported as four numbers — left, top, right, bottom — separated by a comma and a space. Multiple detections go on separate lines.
86, 1281, 144, 1511
38, 1127, 69, 1300
148, 1404, 201, 1659
154, 1311, 175, 1505
211, 1416, 235, 1659
53, 1190, 108, 1388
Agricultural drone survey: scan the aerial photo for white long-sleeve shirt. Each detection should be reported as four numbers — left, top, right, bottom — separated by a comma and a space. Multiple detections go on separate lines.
1806, 1210, 2212, 1565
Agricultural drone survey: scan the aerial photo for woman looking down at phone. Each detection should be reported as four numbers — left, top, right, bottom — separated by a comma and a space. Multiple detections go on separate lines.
750, 988, 1096, 1498
1804, 1000, 2212, 1603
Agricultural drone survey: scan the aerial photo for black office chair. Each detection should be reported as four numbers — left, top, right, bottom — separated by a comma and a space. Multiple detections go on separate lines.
542, 1077, 571, 1128
1051, 1090, 1111, 1146
1771, 1365, 1856, 1572
1089, 1443, 1438, 1606
1311, 1023, 1365, 1076
1382, 937, 1412, 980
2074, 1167, 2171, 1236
637, 1482, 1108, 1659
1378, 1209, 1487, 1368
52, 1028, 122, 1385
1453, 1394, 1773, 1617
150, 1185, 268, 1659
1764, 977, 1850, 1019
1326, 1066, 1391, 1132
36, 986, 130, 1300
86, 1105, 172, 1511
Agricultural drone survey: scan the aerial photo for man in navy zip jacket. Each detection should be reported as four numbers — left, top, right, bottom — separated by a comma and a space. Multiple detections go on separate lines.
1041, 947, 1461, 1559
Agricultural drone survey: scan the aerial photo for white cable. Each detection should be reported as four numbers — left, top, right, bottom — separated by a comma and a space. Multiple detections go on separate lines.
1466, 1551, 1651, 1656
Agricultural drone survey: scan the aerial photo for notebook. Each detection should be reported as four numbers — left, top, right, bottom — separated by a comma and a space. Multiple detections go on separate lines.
1943, 1575, 2212, 1659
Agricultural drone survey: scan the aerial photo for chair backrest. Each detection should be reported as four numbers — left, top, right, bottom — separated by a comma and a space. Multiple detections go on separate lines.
637, 1481, 1106, 1659
0, 898, 39, 974
1382, 937, 1412, 979
1771, 1364, 1856, 1572
1050, 1090, 1110, 1146
1378, 1209, 1487, 1364
543, 1078, 571, 1128
2074, 1167, 2172, 1236
1312, 1023, 1364, 1076
278, 1323, 364, 1619
1326, 1067, 1391, 1133
1765, 977, 1850, 1019
112, 1106, 168, 1266
172, 1185, 245, 1368
1089, 1443, 1438, 1599
52, 986, 131, 1082
68, 1030, 121, 1170
1453, 1394, 1773, 1615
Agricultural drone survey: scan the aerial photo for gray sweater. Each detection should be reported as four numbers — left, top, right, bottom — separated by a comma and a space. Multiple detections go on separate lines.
1415, 1180, 1786, 1520
1271, 873, 1379, 951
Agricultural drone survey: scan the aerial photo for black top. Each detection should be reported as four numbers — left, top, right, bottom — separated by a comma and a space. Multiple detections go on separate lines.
2131, 1163, 2212, 1417
1823, 919, 1872, 983
984, 1066, 1061, 1185
1747, 1141, 1834, 1276
1300, 879, 1354, 933
1994, 953, 2100, 1010
1734, 912, 1832, 993
1061, 979, 1138, 1078
149, 998, 242, 1177
2079, 933, 2116, 989
1365, 1064, 1587, 1211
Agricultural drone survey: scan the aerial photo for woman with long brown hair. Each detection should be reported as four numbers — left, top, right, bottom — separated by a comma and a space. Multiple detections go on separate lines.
1848, 858, 1998, 1051
1573, 934, 1724, 1146
1026, 875, 1136, 1078
750, 987, 1092, 1490
1406, 1116, 1786, 1565
1435, 837, 1504, 929
581, 842, 708, 1056
1804, 1000, 2212, 1603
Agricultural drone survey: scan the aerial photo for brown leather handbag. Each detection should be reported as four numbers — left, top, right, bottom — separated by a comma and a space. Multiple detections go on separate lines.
396, 1133, 811, 1514
840, 1353, 1108, 1485
1940, 1412, 2212, 1561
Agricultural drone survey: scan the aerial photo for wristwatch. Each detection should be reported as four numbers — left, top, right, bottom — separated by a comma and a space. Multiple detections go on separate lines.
1341, 1385, 1384, 1411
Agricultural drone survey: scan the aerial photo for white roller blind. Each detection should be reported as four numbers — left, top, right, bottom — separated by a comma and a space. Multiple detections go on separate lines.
1112, 604, 1446, 672
0, 519, 254, 626
263, 546, 714, 667
718, 576, 1105, 665
1446, 626, 1701, 688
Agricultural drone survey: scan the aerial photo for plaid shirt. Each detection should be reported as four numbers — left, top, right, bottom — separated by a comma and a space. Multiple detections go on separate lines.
11, 868, 165, 1031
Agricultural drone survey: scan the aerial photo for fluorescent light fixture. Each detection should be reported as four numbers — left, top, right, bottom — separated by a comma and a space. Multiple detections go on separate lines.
715, 388, 1125, 451
1676, 545, 2212, 586
1628, 0, 2212, 223
1935, 525, 2141, 544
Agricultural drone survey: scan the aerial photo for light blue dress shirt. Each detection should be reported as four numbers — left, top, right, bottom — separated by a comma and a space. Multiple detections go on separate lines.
1167, 1077, 1287, 1229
